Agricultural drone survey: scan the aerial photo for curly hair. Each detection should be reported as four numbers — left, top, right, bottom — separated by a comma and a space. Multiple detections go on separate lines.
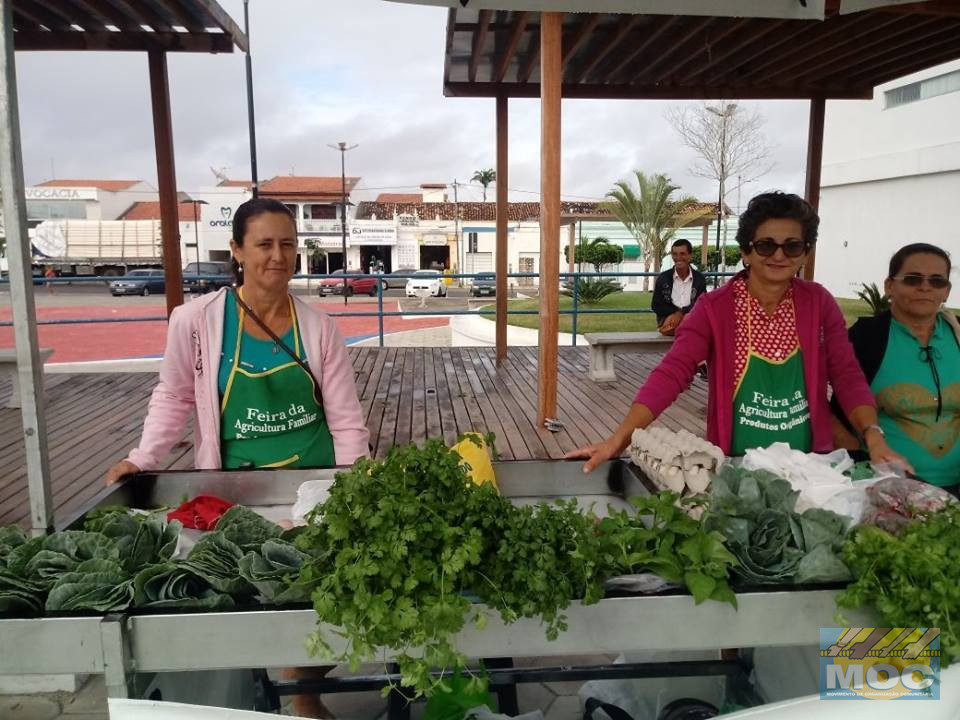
735, 192, 819, 252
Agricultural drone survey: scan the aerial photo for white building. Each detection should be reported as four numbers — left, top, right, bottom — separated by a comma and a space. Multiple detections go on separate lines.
25, 179, 157, 226
818, 59, 960, 306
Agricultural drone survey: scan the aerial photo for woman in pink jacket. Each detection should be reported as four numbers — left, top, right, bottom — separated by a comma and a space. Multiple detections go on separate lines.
106, 198, 370, 483
568, 192, 908, 473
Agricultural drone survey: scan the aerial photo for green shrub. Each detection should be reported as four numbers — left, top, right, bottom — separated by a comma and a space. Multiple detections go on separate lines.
561, 277, 622, 305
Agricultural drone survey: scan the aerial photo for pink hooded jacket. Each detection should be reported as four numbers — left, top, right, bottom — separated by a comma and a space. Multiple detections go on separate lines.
127, 288, 370, 470
634, 271, 876, 455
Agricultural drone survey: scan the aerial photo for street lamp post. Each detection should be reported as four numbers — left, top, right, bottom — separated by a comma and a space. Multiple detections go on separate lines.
328, 141, 358, 306
180, 198, 208, 286
706, 103, 737, 283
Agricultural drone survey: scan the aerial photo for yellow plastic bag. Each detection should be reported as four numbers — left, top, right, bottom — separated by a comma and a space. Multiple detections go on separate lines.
450, 433, 498, 492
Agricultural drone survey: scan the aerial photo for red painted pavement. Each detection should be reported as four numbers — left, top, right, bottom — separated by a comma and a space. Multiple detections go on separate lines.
0, 301, 447, 363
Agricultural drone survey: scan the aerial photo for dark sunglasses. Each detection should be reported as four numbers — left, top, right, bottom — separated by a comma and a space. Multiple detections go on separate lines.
892, 273, 951, 290
749, 239, 809, 258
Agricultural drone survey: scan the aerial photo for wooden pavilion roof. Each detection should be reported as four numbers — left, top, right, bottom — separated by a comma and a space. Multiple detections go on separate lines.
11, 0, 246, 53
436, 2, 960, 100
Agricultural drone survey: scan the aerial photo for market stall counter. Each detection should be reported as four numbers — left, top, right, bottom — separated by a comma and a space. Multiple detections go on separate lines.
0, 460, 874, 708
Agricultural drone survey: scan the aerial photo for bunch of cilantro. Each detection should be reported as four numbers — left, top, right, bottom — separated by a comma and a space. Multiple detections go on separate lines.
303, 438, 610, 697
837, 503, 960, 666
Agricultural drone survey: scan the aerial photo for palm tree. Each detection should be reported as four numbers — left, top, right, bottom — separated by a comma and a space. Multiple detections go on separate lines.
471, 168, 497, 201
602, 171, 710, 290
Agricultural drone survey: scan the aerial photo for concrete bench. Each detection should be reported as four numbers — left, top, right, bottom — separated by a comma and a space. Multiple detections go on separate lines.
583, 331, 674, 382
0, 348, 54, 408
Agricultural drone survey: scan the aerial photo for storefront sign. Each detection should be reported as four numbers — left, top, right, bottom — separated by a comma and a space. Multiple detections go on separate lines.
25, 187, 98, 201
349, 220, 397, 245
303, 219, 343, 235
303, 234, 349, 249
421, 233, 450, 246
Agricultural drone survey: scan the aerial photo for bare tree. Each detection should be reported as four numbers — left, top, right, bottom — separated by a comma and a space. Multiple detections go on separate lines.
665, 101, 775, 200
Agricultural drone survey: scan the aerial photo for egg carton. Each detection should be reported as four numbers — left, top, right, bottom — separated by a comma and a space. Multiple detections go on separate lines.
629, 427, 725, 500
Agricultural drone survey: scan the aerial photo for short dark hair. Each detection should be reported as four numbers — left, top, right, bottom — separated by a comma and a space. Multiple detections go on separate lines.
888, 242, 952, 279
230, 198, 295, 286
671, 239, 693, 254
735, 192, 819, 252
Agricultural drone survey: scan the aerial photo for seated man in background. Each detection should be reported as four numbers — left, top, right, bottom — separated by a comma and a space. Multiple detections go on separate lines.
651, 239, 707, 336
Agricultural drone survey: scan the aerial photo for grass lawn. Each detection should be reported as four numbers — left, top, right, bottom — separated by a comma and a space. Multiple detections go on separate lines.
478, 291, 882, 334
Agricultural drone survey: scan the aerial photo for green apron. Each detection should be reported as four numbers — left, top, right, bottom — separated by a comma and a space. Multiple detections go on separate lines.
220, 295, 335, 469
730, 301, 812, 456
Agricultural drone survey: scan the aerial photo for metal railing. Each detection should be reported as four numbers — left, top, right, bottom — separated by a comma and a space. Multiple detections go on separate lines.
1, 270, 738, 348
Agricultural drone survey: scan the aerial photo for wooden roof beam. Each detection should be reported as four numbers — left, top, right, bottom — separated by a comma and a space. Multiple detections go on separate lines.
569, 16, 640, 84
62, 0, 142, 31
767, 15, 934, 83
635, 17, 714, 84
469, 9, 491, 83
733, 13, 880, 83
13, 30, 237, 52
517, 18, 541, 84
492, 11, 530, 83
606, 17, 679, 84
678, 19, 786, 84
443, 81, 870, 100
153, 0, 208, 33
830, 30, 960, 86
14, 0, 75, 31
191, 0, 248, 51
561, 13, 601, 72
653, 18, 747, 85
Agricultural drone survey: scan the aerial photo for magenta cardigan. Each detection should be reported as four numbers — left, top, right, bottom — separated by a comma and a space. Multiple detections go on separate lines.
127, 288, 370, 470
634, 272, 876, 455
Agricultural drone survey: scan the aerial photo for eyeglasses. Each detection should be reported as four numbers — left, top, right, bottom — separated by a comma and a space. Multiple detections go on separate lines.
892, 273, 951, 289
749, 239, 809, 258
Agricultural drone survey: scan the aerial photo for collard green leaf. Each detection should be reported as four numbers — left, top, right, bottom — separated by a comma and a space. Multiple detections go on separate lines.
184, 533, 252, 596
132, 562, 234, 610
215, 506, 281, 552
0, 525, 28, 567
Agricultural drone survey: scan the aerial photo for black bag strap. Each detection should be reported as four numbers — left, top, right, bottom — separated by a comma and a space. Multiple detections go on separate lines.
583, 696, 635, 720
232, 289, 323, 406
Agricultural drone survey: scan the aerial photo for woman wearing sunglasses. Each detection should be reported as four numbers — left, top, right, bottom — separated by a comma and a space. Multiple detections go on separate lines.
568, 191, 907, 472
833, 243, 959, 490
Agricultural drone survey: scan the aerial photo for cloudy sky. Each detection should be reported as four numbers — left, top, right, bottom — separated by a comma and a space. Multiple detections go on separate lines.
17, 0, 814, 209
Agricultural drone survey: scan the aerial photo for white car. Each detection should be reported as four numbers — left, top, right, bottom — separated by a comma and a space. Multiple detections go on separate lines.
405, 269, 447, 297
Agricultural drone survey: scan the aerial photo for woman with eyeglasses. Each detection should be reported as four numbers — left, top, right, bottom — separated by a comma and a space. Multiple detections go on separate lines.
568, 192, 907, 472
832, 243, 959, 490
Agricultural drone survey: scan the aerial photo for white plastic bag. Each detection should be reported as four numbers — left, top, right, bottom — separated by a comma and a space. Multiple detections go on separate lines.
290, 479, 335, 525
741, 444, 853, 513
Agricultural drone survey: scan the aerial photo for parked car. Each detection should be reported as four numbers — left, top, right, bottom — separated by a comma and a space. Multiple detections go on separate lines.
318, 269, 380, 297
471, 272, 496, 297
405, 269, 447, 298
183, 261, 233, 294
109, 269, 165, 297
382, 267, 418, 289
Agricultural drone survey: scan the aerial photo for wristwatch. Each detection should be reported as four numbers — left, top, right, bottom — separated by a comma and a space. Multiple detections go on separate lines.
862, 424, 885, 439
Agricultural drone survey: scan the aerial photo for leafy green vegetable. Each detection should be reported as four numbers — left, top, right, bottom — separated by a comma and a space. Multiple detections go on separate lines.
132, 562, 234, 610
597, 492, 738, 607
184, 533, 253, 596
238, 539, 312, 604
705, 466, 851, 585
215, 505, 282, 551
45, 559, 133, 612
0, 569, 45, 614
837, 505, 960, 666
0, 525, 28, 567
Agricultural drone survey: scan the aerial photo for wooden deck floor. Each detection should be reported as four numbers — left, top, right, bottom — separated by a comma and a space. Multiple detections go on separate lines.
0, 347, 706, 527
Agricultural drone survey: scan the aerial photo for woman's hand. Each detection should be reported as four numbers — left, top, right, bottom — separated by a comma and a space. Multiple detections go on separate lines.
564, 436, 624, 474
864, 432, 915, 475
105, 460, 141, 486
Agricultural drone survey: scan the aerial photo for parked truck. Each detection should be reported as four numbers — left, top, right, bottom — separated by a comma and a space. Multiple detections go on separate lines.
30, 219, 165, 276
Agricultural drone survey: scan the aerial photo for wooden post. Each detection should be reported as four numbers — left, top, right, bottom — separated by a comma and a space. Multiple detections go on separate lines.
803, 96, 825, 281
701, 223, 709, 269
567, 223, 576, 276
148, 51, 185, 315
538, 12, 562, 428
495, 92, 509, 365
0, 0, 52, 533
